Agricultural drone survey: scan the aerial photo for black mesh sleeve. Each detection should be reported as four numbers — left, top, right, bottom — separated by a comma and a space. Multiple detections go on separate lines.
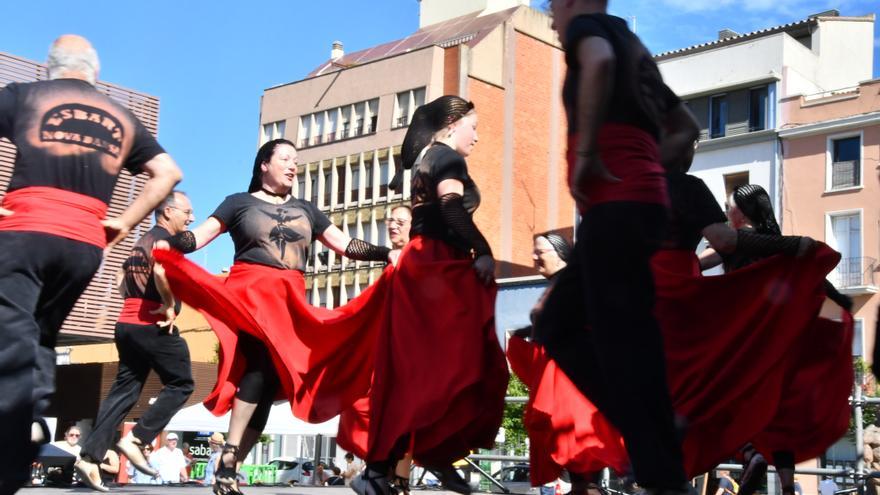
166, 230, 197, 254
439, 193, 492, 258
734, 230, 802, 258
344, 238, 391, 262
823, 279, 853, 312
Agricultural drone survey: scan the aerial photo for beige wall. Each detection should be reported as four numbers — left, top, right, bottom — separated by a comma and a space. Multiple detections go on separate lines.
781, 81, 880, 362
66, 304, 218, 364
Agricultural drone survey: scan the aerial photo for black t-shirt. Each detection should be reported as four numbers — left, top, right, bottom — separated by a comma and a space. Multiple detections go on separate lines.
665, 172, 727, 251
410, 143, 481, 251
212, 193, 332, 271
121, 226, 173, 304
562, 14, 680, 140
0, 79, 165, 204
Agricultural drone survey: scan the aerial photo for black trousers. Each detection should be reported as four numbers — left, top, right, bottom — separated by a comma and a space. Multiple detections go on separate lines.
534, 202, 686, 489
235, 332, 279, 433
80, 321, 193, 463
0, 232, 102, 491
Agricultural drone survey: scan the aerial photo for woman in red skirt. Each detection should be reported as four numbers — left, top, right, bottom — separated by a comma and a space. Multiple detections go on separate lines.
155, 138, 397, 495
350, 96, 508, 495
514, 152, 852, 492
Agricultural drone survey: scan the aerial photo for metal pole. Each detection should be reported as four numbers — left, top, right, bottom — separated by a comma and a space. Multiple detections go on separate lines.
463, 457, 510, 493
854, 367, 866, 495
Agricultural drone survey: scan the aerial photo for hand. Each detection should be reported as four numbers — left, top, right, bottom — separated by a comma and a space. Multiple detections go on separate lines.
0, 206, 13, 217
387, 249, 402, 267
570, 153, 620, 210
796, 236, 816, 257
473, 254, 495, 286
150, 302, 177, 332
102, 217, 131, 254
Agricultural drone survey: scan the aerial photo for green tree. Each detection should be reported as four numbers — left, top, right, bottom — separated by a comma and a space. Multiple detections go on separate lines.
502, 374, 529, 455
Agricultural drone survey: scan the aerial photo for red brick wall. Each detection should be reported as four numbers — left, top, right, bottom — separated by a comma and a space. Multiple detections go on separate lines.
443, 46, 461, 95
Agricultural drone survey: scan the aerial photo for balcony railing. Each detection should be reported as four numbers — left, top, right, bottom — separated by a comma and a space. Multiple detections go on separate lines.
830, 257, 877, 293
830, 160, 859, 190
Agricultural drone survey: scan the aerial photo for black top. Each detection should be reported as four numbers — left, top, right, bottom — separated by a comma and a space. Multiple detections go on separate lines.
0, 79, 165, 203
664, 173, 727, 251
211, 193, 332, 271
410, 143, 481, 251
723, 227, 763, 272
121, 226, 172, 302
562, 14, 680, 140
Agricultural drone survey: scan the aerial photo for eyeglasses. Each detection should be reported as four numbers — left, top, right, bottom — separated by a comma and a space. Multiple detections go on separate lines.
169, 206, 193, 216
67, 433, 81, 437
385, 218, 410, 227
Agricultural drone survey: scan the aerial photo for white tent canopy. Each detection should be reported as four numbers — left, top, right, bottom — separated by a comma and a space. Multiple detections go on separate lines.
165, 402, 339, 436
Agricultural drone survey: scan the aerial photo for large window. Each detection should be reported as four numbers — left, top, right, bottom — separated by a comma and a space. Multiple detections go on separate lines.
262, 120, 286, 145
853, 319, 864, 356
828, 135, 861, 190
748, 86, 769, 131
296, 98, 378, 148
710, 95, 727, 138
378, 157, 390, 198
394, 87, 427, 128
723, 171, 749, 204
828, 211, 862, 287
363, 161, 374, 199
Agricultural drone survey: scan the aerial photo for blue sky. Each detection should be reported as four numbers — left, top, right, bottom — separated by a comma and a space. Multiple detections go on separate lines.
1, 0, 877, 272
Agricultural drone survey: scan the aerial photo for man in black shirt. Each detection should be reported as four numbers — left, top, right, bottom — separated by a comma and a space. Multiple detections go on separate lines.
74, 192, 195, 491
0, 35, 181, 494
537, 1, 699, 494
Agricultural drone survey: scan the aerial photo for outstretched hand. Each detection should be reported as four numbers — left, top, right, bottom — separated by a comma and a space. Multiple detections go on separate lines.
102, 217, 131, 254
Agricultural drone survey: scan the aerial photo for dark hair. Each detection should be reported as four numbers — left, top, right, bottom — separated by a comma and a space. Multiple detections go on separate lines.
536, 232, 573, 263
391, 95, 475, 192
344, 453, 354, 460
153, 190, 186, 220
732, 184, 780, 235
248, 139, 297, 193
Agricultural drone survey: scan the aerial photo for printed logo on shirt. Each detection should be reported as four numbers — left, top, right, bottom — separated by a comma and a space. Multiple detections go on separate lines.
40, 103, 124, 158
260, 207, 304, 259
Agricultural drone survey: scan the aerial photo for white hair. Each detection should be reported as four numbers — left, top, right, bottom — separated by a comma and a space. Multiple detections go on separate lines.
47, 42, 100, 85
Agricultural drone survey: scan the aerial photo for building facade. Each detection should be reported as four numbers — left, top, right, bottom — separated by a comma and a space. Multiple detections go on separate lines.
779, 78, 880, 362
657, 11, 875, 224
259, 0, 574, 311
0, 52, 159, 343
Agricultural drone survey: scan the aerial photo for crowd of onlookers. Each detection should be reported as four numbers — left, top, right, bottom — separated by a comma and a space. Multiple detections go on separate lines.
31, 425, 367, 488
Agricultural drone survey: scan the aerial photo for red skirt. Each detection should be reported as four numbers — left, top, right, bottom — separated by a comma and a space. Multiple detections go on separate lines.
337, 236, 509, 465
509, 244, 852, 482
152, 249, 392, 422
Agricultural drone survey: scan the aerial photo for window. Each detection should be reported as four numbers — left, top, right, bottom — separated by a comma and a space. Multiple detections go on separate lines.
710, 95, 727, 138
350, 166, 360, 202
262, 120, 286, 145
748, 86, 769, 131
353, 102, 365, 136
367, 99, 378, 134
297, 175, 305, 199
298, 116, 311, 148
336, 165, 346, 204
364, 161, 374, 199
310, 176, 318, 203
326, 110, 338, 143
313, 113, 324, 145
723, 172, 749, 204
394, 87, 427, 128
829, 136, 861, 190
322, 170, 332, 207
829, 212, 861, 287
853, 319, 864, 356
341, 107, 351, 138
378, 158, 390, 197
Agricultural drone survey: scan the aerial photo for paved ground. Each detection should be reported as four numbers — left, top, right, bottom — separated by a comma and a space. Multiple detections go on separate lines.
20, 486, 470, 495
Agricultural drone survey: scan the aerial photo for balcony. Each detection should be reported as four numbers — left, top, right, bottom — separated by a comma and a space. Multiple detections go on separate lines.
830, 257, 878, 295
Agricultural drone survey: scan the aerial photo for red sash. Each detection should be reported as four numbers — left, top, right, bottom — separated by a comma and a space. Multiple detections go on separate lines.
0, 186, 108, 248
117, 298, 164, 325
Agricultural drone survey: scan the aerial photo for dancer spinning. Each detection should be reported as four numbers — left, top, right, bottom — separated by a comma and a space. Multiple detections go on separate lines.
155, 138, 396, 495
537, 1, 696, 492
350, 96, 508, 495
75, 191, 196, 492
513, 135, 852, 490
701, 184, 853, 495
0, 35, 181, 495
